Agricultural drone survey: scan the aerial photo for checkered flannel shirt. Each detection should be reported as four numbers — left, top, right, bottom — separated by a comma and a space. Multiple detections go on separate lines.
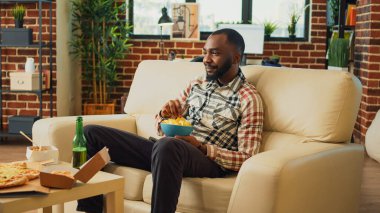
155, 70, 264, 171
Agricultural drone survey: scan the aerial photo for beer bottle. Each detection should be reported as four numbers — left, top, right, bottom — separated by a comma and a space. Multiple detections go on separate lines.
72, 116, 87, 168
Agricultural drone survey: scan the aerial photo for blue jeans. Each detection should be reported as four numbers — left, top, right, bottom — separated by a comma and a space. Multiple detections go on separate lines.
77, 125, 226, 213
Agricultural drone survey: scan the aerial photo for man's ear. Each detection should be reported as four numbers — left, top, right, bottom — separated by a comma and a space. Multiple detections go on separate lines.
233, 52, 241, 65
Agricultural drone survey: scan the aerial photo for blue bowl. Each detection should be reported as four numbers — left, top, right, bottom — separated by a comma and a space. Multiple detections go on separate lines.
160, 123, 193, 137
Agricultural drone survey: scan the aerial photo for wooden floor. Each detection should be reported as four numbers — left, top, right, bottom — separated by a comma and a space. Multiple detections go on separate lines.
1, 137, 380, 212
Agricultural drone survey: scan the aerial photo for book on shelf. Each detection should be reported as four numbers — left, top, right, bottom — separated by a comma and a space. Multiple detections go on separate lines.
346, 4, 357, 26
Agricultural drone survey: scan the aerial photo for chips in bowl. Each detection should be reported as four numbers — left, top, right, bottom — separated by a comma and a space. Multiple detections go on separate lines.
161, 117, 193, 137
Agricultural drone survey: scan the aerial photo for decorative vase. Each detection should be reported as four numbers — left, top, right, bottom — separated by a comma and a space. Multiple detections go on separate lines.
15, 20, 23, 28
25, 58, 35, 73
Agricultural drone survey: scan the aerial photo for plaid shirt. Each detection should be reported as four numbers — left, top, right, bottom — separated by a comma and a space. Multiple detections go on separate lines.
156, 70, 264, 171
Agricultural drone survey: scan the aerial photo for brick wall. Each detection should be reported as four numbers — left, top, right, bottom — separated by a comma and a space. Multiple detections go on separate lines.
0, 2, 57, 128
101, 0, 327, 113
353, 0, 380, 142
8, 1, 375, 142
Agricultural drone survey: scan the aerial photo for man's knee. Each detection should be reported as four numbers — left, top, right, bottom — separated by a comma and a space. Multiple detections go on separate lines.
83, 124, 102, 139
152, 137, 183, 159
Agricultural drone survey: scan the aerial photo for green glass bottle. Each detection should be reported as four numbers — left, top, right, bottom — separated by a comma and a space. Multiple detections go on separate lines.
72, 116, 87, 168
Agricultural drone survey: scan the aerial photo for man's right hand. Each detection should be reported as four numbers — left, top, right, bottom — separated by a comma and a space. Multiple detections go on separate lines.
160, 100, 183, 118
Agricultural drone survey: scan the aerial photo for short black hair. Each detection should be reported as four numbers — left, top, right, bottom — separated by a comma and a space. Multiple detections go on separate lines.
211, 28, 245, 57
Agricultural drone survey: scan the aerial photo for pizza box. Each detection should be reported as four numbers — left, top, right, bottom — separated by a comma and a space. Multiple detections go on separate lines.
26, 145, 59, 163
39, 147, 110, 189
0, 178, 50, 195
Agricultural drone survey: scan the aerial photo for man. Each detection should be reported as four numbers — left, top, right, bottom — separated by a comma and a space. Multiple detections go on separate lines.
77, 28, 264, 213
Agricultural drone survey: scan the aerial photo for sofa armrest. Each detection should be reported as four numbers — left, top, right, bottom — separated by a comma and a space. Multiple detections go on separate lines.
227, 143, 364, 213
32, 114, 137, 163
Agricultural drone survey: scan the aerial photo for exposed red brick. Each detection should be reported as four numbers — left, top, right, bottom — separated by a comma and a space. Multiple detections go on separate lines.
142, 55, 158, 60
292, 51, 309, 57
176, 42, 193, 48
186, 49, 202, 55
132, 48, 150, 54
18, 95, 37, 101
299, 44, 315, 50
299, 58, 316, 64
19, 110, 38, 116
7, 102, 27, 108
141, 41, 158, 47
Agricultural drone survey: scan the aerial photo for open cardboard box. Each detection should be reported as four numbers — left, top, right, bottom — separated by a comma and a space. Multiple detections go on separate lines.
40, 147, 110, 189
26, 145, 59, 163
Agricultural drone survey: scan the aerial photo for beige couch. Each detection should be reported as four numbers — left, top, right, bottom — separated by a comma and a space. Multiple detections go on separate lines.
33, 60, 364, 213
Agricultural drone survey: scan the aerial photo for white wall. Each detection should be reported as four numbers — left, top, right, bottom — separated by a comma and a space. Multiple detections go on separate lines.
56, 1, 82, 116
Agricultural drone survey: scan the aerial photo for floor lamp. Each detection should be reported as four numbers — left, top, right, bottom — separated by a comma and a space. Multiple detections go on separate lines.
158, 7, 173, 60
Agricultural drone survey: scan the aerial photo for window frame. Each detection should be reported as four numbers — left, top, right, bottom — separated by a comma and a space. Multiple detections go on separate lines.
128, 0, 310, 42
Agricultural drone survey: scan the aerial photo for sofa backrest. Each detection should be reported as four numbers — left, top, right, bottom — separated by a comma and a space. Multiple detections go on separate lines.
125, 60, 204, 115
242, 65, 362, 143
125, 60, 362, 144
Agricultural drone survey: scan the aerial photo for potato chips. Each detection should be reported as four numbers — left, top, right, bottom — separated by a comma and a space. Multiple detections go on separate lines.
162, 117, 192, 126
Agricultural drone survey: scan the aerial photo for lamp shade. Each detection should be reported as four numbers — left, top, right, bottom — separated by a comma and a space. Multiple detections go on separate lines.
158, 7, 173, 26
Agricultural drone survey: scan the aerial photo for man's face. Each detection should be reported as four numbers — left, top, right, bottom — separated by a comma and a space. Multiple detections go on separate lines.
202, 34, 235, 81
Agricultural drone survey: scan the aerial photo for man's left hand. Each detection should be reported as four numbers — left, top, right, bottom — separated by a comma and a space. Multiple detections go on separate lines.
175, 135, 201, 148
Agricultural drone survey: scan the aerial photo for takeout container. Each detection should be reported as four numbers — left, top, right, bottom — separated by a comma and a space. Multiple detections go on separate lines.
39, 147, 110, 189
160, 123, 193, 137
26, 145, 59, 163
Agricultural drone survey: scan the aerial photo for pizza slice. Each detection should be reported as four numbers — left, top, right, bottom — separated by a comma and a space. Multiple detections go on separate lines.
0, 162, 40, 189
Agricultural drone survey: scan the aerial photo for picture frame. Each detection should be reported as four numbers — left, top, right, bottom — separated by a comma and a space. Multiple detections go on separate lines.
171, 3, 199, 40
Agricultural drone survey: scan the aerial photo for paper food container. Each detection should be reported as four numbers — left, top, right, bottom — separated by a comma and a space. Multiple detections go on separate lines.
39, 147, 110, 189
26, 145, 59, 163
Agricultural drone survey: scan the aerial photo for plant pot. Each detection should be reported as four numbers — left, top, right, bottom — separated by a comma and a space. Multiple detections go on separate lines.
264, 34, 271, 41
83, 103, 115, 115
289, 35, 296, 40
328, 66, 348, 71
14, 20, 24, 28
0, 28, 32, 45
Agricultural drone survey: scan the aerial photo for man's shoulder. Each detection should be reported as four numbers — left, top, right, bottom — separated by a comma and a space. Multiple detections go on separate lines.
238, 81, 262, 101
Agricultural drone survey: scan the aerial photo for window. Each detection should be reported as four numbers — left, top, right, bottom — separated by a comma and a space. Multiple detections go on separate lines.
197, 0, 242, 32
129, 0, 310, 41
251, 0, 309, 38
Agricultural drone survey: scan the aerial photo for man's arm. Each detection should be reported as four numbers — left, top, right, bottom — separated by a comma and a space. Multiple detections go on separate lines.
206, 85, 264, 171
154, 80, 195, 135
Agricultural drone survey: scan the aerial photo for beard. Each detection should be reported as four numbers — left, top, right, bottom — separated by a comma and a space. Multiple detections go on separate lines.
205, 57, 233, 81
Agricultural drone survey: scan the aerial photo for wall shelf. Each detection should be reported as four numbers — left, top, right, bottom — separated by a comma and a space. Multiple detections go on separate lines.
0, 0, 54, 137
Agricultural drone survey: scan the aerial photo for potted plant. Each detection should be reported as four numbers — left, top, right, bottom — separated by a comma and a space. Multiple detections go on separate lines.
1, 4, 32, 45
287, 4, 309, 39
12, 4, 26, 28
328, 38, 349, 71
263, 20, 277, 40
70, 0, 132, 115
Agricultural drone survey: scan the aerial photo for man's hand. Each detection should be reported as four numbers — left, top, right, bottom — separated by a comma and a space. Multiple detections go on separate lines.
175, 135, 207, 155
175, 135, 201, 148
160, 100, 183, 118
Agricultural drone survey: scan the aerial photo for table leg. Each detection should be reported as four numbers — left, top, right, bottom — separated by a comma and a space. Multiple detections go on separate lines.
105, 189, 124, 213
42, 206, 53, 213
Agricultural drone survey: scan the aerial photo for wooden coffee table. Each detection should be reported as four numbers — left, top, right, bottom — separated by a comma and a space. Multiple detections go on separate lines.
0, 164, 124, 213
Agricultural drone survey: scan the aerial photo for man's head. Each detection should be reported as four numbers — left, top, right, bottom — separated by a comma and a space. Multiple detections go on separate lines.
203, 28, 245, 83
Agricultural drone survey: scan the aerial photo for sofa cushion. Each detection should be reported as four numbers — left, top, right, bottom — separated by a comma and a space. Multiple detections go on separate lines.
124, 60, 204, 115
260, 131, 308, 152
142, 174, 236, 213
103, 163, 150, 201
134, 114, 161, 139
242, 65, 362, 143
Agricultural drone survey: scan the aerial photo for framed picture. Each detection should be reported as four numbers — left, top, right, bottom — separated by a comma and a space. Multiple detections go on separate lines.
171, 3, 199, 40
